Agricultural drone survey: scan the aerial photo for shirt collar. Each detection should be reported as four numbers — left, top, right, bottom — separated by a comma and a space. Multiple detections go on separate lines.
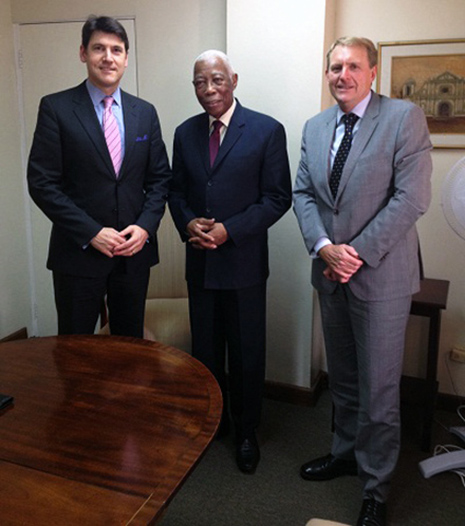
85, 79, 122, 107
208, 98, 237, 129
336, 90, 372, 125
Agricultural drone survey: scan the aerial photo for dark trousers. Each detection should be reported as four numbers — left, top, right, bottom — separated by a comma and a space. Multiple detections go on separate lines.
53, 259, 150, 338
188, 282, 267, 439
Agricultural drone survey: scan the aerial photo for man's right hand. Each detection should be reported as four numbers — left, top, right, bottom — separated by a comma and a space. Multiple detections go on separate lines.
90, 227, 127, 257
186, 218, 216, 250
319, 243, 363, 283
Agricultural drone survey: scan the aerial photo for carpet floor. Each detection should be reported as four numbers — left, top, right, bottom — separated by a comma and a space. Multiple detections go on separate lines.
159, 389, 464, 526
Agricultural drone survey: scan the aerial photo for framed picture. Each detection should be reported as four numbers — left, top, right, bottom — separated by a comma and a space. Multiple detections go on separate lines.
377, 39, 465, 149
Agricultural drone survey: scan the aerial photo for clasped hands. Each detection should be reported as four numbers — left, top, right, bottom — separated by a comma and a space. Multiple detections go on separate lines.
90, 225, 149, 258
186, 217, 228, 250
319, 244, 363, 283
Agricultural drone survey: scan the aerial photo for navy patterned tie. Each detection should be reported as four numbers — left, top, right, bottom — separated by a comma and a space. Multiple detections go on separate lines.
329, 113, 359, 198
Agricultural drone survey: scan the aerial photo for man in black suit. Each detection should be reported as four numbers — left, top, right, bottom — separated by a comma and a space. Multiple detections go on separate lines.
169, 50, 291, 473
28, 16, 171, 338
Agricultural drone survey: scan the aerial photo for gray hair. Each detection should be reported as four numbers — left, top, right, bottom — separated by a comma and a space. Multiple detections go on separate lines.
194, 49, 235, 78
326, 37, 378, 70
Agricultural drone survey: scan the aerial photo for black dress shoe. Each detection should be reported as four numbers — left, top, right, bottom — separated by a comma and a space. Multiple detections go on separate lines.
300, 453, 358, 481
356, 498, 386, 526
236, 436, 260, 474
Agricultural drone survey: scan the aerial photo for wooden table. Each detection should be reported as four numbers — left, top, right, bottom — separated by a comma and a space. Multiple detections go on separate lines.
0, 335, 222, 525
404, 278, 450, 451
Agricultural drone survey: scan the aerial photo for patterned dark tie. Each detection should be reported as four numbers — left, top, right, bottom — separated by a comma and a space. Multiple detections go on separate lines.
209, 120, 223, 167
329, 113, 359, 198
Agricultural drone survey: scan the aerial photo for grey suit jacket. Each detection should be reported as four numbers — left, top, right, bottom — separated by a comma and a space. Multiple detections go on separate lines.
293, 92, 432, 301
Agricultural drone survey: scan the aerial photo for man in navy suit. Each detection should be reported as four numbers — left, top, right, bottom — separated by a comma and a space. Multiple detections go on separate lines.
28, 16, 171, 338
169, 50, 291, 473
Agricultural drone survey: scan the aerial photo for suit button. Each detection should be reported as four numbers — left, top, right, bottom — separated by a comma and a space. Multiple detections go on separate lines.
207, 180, 213, 187
333, 209, 339, 215
206, 208, 211, 213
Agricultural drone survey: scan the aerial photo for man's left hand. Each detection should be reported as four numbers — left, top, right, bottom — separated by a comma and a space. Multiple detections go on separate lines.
188, 221, 228, 250
207, 222, 228, 247
113, 225, 149, 257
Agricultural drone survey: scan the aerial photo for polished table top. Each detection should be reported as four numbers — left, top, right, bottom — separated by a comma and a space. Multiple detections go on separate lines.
0, 335, 222, 525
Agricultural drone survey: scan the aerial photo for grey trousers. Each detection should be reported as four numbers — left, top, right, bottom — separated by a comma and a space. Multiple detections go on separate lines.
319, 284, 411, 502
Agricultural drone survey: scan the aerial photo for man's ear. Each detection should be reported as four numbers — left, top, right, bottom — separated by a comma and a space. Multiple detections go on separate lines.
79, 45, 87, 63
232, 73, 238, 90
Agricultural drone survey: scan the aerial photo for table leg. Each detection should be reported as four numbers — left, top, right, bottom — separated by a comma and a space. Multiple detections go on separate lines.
422, 311, 441, 451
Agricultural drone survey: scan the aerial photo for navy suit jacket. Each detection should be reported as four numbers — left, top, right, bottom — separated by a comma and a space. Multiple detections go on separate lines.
169, 101, 292, 289
28, 81, 171, 277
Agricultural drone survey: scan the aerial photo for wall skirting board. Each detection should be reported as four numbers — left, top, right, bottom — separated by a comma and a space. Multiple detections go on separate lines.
0, 327, 28, 342
264, 370, 328, 407
265, 370, 460, 412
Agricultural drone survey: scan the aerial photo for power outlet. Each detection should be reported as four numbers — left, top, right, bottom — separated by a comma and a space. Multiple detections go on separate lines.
450, 347, 465, 363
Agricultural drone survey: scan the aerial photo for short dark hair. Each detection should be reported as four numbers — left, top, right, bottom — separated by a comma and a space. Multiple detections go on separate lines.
81, 15, 129, 52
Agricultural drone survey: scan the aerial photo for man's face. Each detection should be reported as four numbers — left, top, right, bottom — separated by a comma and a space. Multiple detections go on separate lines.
326, 45, 377, 113
80, 31, 128, 94
193, 57, 238, 118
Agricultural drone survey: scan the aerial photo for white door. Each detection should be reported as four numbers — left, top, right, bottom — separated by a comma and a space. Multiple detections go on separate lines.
18, 19, 137, 336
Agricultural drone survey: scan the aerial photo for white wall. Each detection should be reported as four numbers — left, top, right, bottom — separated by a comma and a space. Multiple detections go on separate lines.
3, 0, 465, 395
0, 1, 31, 338
227, 0, 331, 387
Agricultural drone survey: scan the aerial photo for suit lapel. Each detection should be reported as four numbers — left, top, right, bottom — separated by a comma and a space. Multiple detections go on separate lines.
72, 82, 115, 178
211, 102, 244, 172
120, 91, 138, 179
336, 93, 380, 200
318, 107, 338, 203
195, 113, 211, 174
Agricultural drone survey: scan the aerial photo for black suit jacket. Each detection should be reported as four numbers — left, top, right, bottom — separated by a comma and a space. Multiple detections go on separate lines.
169, 101, 292, 289
28, 81, 171, 277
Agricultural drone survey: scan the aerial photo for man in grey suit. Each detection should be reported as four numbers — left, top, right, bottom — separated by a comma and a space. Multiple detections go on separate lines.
293, 37, 432, 526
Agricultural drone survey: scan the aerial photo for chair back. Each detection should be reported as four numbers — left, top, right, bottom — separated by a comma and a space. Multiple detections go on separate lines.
148, 214, 187, 299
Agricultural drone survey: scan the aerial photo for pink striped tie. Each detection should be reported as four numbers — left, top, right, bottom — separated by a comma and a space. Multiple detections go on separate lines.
103, 96, 122, 176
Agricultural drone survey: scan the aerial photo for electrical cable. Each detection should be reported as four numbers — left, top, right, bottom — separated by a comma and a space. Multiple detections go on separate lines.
457, 404, 465, 424
425, 355, 465, 489
433, 444, 465, 488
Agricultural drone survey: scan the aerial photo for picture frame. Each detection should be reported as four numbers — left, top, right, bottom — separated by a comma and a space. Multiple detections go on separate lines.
377, 39, 465, 149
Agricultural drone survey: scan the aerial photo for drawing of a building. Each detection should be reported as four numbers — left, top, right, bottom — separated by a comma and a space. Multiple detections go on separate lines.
401, 71, 465, 118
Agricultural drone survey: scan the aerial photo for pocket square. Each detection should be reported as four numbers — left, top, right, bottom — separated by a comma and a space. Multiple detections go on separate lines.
135, 134, 148, 142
